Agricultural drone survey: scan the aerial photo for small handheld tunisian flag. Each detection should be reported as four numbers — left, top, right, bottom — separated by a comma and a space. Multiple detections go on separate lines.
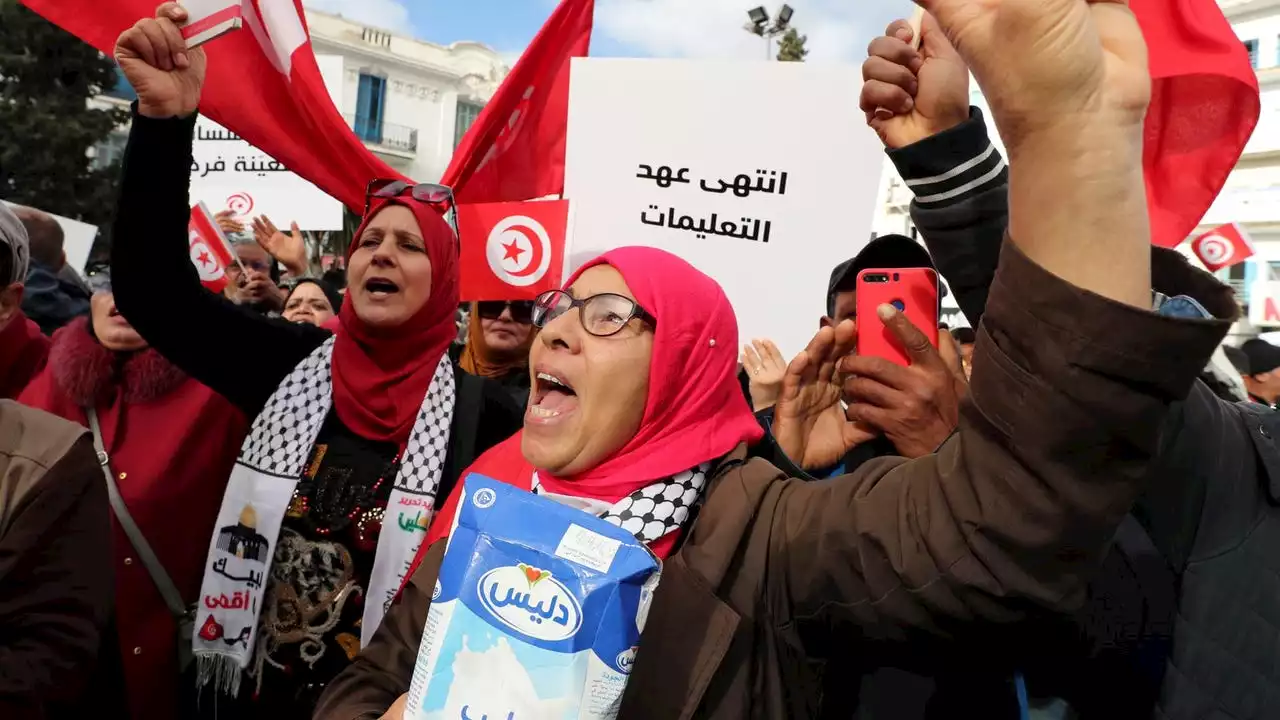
21, 0, 408, 212
1189, 223, 1255, 272
442, 0, 594, 204
458, 200, 570, 301
188, 202, 239, 292
1132, 0, 1260, 248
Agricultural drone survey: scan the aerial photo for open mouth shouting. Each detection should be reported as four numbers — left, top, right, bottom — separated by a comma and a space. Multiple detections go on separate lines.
528, 366, 578, 425
364, 276, 400, 300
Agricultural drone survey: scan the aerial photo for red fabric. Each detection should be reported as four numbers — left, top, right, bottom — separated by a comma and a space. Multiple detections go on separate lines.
0, 312, 49, 399
331, 198, 459, 442
188, 203, 236, 293
442, 0, 594, 203
406, 246, 761, 582
457, 199, 569, 301
1133, 0, 1260, 248
18, 322, 248, 720
1189, 223, 1254, 272
21, 0, 407, 212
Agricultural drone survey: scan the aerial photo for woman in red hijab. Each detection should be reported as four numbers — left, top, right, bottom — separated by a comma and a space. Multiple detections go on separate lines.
108, 12, 522, 718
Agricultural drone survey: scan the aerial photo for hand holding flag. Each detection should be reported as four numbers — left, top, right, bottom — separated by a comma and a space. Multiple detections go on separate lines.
114, 3, 207, 118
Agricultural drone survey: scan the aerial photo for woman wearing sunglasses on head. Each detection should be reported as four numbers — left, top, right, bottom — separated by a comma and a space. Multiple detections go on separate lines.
106, 7, 523, 718
452, 299, 538, 405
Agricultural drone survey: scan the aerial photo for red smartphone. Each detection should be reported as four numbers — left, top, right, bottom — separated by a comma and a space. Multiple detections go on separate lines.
855, 267, 939, 367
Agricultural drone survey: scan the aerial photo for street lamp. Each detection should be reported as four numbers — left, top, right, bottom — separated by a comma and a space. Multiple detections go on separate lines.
743, 4, 794, 60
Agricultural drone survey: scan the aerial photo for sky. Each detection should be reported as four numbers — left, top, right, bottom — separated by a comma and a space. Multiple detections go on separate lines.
301, 0, 914, 66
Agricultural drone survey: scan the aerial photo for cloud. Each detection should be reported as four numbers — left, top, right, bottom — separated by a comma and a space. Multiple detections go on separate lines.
595, 0, 911, 62
302, 0, 413, 33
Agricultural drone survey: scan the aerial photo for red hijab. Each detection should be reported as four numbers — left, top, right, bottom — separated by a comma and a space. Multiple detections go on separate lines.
416, 247, 762, 566
331, 198, 459, 443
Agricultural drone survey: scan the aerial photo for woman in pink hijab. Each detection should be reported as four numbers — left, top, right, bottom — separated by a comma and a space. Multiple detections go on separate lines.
314, 239, 1188, 718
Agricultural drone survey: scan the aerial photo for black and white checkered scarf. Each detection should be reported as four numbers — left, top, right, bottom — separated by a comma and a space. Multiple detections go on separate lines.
192, 337, 455, 695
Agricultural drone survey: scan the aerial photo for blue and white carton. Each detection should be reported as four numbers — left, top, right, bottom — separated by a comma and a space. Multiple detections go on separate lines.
404, 474, 661, 720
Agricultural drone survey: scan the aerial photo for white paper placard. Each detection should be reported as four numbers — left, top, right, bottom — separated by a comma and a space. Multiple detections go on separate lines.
1250, 280, 1280, 327
2, 201, 98, 274
190, 116, 344, 231
564, 58, 884, 358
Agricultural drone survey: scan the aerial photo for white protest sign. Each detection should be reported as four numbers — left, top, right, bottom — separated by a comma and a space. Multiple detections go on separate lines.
3, 201, 98, 274
1250, 280, 1280, 327
190, 116, 344, 231
564, 58, 883, 358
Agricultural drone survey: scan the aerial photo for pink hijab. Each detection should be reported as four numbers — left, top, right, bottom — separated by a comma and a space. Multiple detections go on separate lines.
537, 246, 763, 497
419, 247, 762, 560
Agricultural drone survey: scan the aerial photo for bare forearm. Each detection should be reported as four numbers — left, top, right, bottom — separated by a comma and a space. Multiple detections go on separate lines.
1007, 124, 1150, 308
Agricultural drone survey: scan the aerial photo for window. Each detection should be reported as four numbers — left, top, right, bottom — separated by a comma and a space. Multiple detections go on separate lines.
1245, 39, 1259, 68
354, 73, 387, 144
454, 100, 484, 149
92, 131, 128, 170
105, 67, 137, 101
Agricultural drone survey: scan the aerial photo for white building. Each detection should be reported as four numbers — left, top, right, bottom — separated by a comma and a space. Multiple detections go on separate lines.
306, 10, 509, 184
873, 0, 1280, 331
94, 9, 509, 188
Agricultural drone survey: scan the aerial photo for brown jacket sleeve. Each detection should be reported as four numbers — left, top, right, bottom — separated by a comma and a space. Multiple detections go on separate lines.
768, 241, 1230, 640
0, 435, 114, 718
315, 542, 447, 720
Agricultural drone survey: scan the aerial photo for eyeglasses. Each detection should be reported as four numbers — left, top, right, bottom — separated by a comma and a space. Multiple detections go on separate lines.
364, 179, 460, 243
477, 300, 534, 324
532, 290, 655, 337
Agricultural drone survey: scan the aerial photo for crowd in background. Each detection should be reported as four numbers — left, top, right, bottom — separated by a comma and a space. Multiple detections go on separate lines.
1, 2, 1279, 720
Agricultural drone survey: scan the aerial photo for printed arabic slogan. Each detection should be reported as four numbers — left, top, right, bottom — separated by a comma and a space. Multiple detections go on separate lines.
636, 163, 788, 243
564, 58, 885, 358
190, 116, 344, 231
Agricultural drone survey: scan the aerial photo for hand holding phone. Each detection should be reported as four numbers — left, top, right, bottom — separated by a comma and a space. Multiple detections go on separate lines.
855, 267, 939, 367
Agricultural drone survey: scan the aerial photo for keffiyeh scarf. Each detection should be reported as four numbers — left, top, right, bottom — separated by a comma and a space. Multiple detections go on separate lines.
193, 337, 455, 694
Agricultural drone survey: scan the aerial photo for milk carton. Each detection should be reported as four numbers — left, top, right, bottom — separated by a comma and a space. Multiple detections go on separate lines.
404, 474, 661, 720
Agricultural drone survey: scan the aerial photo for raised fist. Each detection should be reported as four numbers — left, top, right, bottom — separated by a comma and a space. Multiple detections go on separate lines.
114, 3, 207, 119
916, 0, 1150, 149
861, 13, 970, 150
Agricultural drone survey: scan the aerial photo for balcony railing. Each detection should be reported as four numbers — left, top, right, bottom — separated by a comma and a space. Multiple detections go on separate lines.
346, 115, 418, 154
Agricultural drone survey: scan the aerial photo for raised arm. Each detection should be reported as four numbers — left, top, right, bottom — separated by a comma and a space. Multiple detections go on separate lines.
771, 1, 1228, 636
109, 3, 327, 415
862, 14, 1006, 327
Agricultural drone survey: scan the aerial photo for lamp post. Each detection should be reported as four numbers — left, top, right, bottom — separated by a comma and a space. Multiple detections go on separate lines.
743, 4, 794, 61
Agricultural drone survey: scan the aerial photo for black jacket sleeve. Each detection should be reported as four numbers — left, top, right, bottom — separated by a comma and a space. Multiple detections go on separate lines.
110, 107, 329, 417
886, 108, 1008, 327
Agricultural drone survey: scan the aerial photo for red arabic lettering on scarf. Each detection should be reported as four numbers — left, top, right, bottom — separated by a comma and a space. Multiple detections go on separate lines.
409, 246, 762, 579
330, 197, 459, 443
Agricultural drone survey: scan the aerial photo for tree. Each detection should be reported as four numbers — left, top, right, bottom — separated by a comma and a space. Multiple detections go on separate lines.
0, 0, 127, 230
776, 27, 809, 62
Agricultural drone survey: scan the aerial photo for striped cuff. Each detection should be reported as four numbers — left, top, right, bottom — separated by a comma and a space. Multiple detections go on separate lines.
887, 107, 1008, 207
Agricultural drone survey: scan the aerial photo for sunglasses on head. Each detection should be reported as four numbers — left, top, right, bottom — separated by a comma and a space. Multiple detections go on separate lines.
364, 179, 460, 243
476, 300, 535, 324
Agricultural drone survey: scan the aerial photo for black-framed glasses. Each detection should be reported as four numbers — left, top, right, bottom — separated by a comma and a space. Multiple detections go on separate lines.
477, 300, 535, 324
364, 179, 460, 243
533, 290, 655, 337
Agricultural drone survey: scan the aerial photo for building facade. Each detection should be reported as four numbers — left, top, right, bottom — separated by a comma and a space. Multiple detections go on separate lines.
306, 10, 509, 184
93, 9, 509, 187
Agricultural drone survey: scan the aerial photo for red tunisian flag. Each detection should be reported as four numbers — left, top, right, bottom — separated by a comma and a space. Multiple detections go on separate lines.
1133, 0, 1260, 248
188, 202, 239, 292
21, 0, 408, 212
458, 200, 570, 301
442, 0, 594, 204
1189, 223, 1255, 272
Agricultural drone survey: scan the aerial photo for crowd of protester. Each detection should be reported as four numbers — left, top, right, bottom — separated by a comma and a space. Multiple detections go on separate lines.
2, 1, 1278, 719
